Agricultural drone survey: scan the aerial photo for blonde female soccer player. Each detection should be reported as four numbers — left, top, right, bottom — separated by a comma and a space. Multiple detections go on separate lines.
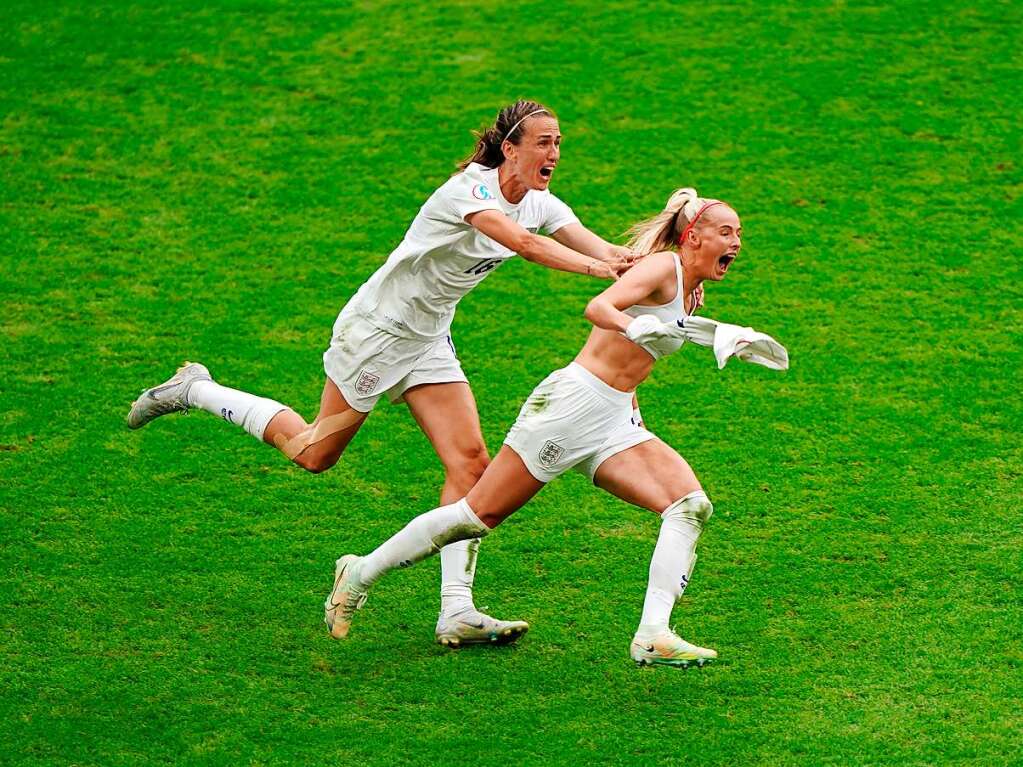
126, 100, 631, 648
325, 188, 745, 667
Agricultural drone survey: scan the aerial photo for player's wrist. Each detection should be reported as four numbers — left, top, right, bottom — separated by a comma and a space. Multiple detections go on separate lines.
632, 407, 643, 427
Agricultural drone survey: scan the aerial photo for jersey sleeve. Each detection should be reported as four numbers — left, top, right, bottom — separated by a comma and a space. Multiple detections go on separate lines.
443, 170, 503, 222
538, 192, 581, 234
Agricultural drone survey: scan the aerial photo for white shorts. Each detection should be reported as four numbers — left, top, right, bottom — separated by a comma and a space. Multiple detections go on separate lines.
322, 309, 467, 413
504, 362, 655, 483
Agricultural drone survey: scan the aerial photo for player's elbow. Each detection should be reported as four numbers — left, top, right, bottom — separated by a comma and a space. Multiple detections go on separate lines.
584, 297, 606, 324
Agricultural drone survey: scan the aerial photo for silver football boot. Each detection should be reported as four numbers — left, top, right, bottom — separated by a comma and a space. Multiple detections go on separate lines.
126, 362, 211, 429
435, 609, 529, 648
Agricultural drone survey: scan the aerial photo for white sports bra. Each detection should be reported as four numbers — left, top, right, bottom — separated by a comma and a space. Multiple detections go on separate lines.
622, 255, 688, 361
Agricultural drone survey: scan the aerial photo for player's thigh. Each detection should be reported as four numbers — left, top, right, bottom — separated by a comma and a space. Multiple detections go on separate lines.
593, 437, 702, 514
404, 382, 489, 471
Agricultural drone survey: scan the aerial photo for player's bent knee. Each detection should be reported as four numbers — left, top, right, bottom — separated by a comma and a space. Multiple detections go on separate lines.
665, 491, 714, 528
689, 496, 714, 525
466, 451, 490, 482
295, 450, 341, 474
273, 409, 364, 466
446, 444, 490, 489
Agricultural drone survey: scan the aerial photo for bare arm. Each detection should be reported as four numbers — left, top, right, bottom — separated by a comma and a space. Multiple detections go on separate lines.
467, 210, 626, 280
551, 223, 633, 265
583, 251, 677, 332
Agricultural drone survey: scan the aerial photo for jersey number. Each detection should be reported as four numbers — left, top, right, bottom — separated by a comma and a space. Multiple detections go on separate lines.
464, 258, 502, 276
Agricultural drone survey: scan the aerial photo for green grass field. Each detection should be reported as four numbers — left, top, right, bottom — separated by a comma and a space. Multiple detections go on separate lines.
2, 1, 1021, 764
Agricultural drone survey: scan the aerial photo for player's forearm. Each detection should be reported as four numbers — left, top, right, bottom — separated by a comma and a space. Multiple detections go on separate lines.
570, 231, 619, 262
555, 226, 624, 263
520, 233, 608, 278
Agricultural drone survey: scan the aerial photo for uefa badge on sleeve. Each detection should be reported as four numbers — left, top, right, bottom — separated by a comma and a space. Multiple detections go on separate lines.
355, 369, 380, 396
538, 440, 564, 469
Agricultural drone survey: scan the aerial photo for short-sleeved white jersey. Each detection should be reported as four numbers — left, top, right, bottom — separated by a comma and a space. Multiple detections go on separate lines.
346, 162, 580, 340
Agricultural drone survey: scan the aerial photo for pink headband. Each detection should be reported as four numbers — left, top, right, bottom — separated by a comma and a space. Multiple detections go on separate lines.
677, 201, 725, 246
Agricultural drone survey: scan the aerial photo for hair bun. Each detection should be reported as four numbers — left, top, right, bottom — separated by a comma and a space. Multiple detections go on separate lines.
664, 187, 699, 215
682, 189, 702, 220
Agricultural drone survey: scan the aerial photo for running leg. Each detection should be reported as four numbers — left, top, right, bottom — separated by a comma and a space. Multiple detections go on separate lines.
594, 439, 717, 667
404, 383, 490, 618
325, 447, 544, 640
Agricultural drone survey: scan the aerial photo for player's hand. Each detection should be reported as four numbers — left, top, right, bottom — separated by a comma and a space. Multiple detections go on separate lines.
587, 259, 621, 281
609, 245, 636, 269
607, 245, 635, 277
631, 407, 644, 428
692, 284, 705, 312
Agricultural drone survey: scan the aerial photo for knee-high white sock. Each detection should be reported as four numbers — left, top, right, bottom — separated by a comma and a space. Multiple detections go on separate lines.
187, 380, 286, 441
440, 538, 480, 616
637, 490, 714, 635
353, 499, 490, 591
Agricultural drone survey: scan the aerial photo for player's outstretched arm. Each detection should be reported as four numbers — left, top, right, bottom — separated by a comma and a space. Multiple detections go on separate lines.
466, 210, 626, 279
550, 223, 634, 267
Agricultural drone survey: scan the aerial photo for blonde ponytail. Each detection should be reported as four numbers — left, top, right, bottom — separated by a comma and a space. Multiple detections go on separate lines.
625, 188, 703, 255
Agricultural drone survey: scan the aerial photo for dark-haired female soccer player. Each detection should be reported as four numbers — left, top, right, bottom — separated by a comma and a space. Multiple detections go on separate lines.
325, 188, 747, 667
127, 101, 632, 648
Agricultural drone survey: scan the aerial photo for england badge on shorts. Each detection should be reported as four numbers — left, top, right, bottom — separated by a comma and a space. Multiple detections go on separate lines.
538, 440, 564, 469
355, 369, 380, 395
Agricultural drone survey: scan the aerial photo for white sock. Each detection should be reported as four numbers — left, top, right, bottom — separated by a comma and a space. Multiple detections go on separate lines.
187, 380, 286, 441
637, 490, 713, 635
440, 538, 480, 616
353, 498, 490, 591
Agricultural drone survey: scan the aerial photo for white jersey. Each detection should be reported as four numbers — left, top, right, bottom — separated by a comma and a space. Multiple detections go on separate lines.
346, 162, 580, 340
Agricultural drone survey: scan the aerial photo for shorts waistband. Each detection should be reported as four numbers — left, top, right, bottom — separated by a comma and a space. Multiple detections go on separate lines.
563, 362, 634, 406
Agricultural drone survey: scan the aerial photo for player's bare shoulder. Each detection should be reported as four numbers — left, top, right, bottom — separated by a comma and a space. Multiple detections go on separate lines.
623, 250, 678, 289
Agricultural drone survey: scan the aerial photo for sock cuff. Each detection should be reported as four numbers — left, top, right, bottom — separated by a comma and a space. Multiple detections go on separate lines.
661, 490, 713, 524
661, 490, 707, 517
455, 497, 491, 534
246, 398, 288, 441
185, 379, 212, 407
635, 622, 670, 638
681, 489, 709, 505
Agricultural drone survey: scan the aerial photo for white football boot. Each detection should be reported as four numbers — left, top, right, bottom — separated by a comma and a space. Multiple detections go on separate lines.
630, 629, 717, 668
435, 609, 529, 648
127, 362, 212, 429
324, 555, 368, 640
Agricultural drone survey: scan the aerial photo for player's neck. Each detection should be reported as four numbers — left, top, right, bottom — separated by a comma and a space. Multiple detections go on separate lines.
498, 164, 528, 204
679, 254, 704, 309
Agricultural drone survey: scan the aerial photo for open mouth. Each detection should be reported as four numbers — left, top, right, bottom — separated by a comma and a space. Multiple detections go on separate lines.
717, 253, 736, 272
539, 165, 555, 179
